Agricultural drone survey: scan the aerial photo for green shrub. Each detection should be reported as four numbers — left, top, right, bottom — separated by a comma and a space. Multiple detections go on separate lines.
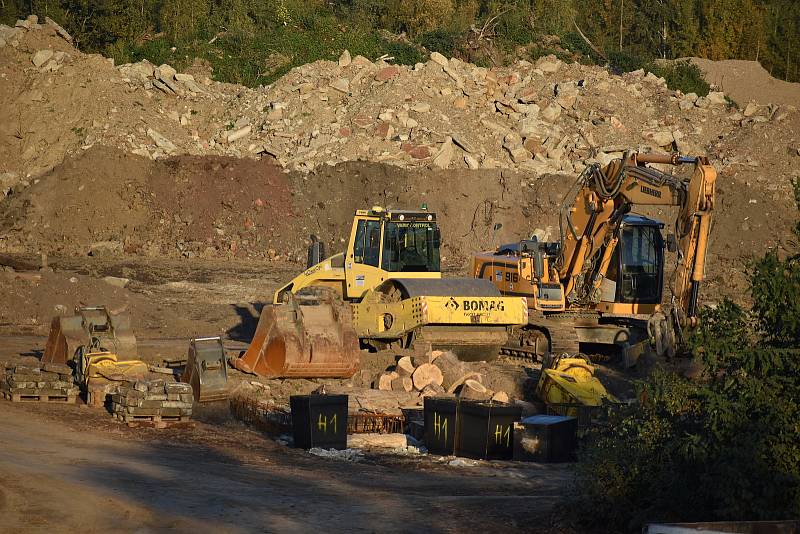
419, 28, 462, 57
649, 61, 710, 96
573, 178, 800, 532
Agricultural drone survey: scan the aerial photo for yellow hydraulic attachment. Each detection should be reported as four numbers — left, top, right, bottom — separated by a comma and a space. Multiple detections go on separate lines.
75, 349, 148, 407
536, 354, 617, 407
234, 207, 528, 378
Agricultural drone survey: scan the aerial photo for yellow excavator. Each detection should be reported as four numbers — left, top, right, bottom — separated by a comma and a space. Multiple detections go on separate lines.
233, 207, 529, 378
473, 151, 716, 360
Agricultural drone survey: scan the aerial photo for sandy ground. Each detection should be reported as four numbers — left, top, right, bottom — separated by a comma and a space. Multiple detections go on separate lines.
0, 400, 572, 533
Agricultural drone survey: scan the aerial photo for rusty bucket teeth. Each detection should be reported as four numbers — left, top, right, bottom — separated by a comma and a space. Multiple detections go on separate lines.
234, 290, 360, 379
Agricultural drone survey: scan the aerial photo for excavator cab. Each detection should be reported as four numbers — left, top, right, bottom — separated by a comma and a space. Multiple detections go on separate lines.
602, 215, 665, 306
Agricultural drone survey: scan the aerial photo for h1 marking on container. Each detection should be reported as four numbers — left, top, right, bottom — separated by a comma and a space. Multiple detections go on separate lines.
318, 413, 338, 433
433, 412, 448, 442
494, 424, 511, 447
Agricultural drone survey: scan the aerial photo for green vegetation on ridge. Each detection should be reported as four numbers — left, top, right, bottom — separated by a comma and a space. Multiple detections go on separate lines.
1, 0, 798, 89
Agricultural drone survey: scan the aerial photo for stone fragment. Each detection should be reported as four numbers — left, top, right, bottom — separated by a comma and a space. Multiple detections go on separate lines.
453, 96, 468, 110
706, 91, 727, 106
45, 16, 72, 42
227, 125, 252, 143
147, 128, 177, 152
338, 49, 352, 67
540, 103, 561, 123
411, 102, 431, 113
375, 66, 399, 82
536, 56, 561, 73
103, 276, 130, 288
430, 52, 448, 67
32, 49, 53, 68
431, 137, 455, 169
642, 130, 674, 147
464, 154, 480, 169
330, 78, 350, 93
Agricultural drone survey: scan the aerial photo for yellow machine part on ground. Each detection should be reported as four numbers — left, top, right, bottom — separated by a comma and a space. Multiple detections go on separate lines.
536, 356, 617, 407
78, 352, 149, 387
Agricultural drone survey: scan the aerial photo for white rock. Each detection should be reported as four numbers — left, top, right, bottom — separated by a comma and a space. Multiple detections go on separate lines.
103, 276, 130, 288
175, 73, 195, 82
338, 49, 352, 67
430, 52, 449, 67
540, 103, 562, 123
432, 137, 455, 169
156, 64, 177, 82
330, 78, 350, 93
464, 154, 480, 170
31, 49, 53, 68
411, 102, 431, 113
642, 130, 674, 147
147, 128, 177, 152
706, 91, 727, 106
227, 125, 252, 143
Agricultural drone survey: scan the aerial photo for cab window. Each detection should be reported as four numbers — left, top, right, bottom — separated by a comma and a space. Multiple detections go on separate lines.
353, 220, 381, 267
381, 221, 441, 272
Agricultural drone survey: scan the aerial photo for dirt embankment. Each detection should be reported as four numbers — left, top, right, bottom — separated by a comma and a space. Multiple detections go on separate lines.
689, 57, 800, 107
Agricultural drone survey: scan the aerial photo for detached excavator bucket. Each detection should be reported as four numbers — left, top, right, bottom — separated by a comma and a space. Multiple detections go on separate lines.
182, 337, 230, 403
233, 291, 360, 378
43, 306, 138, 365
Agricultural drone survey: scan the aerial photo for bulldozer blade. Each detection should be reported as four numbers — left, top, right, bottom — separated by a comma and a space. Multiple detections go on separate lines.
415, 325, 507, 362
233, 294, 360, 379
182, 337, 230, 403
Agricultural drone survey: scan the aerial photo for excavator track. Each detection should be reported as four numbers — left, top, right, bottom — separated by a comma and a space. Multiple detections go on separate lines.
499, 312, 592, 363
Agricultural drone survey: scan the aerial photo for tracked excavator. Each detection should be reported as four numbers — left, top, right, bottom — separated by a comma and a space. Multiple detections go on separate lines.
233, 207, 529, 378
472, 151, 716, 361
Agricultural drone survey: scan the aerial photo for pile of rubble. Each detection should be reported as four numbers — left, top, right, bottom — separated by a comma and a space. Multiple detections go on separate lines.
2, 361, 77, 402
111, 379, 194, 425
1, 15, 793, 181
374, 351, 509, 402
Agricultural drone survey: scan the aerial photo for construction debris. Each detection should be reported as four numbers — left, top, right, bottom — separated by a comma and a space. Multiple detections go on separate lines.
111, 380, 193, 427
2, 362, 78, 403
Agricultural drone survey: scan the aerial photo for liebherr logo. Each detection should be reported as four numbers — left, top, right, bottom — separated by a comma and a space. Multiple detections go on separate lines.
445, 297, 460, 311
640, 185, 662, 198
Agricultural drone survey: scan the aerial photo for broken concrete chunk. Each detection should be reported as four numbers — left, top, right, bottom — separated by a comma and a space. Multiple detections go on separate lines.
431, 137, 455, 169
540, 103, 561, 123
330, 78, 350, 93
45, 16, 72, 42
32, 49, 54, 68
429, 52, 449, 67
338, 49, 352, 67
227, 125, 252, 143
103, 276, 130, 288
706, 91, 727, 106
147, 128, 177, 152
156, 64, 177, 82
642, 130, 674, 147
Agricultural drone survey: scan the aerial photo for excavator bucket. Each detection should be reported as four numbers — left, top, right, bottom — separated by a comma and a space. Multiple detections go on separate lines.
43, 306, 137, 365
232, 290, 360, 378
182, 337, 230, 403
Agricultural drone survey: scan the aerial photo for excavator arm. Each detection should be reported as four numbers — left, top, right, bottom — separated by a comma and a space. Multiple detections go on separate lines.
558, 152, 716, 326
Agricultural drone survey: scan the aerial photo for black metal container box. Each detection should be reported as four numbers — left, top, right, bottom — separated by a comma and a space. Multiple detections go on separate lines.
290, 394, 348, 450
423, 397, 459, 455
456, 400, 522, 460
514, 415, 578, 462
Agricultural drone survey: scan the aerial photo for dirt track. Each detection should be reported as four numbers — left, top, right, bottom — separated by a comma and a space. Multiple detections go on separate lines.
0, 401, 572, 533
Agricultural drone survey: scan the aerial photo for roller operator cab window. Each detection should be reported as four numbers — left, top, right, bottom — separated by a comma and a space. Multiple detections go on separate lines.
353, 220, 381, 267
618, 224, 663, 304
381, 221, 441, 272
